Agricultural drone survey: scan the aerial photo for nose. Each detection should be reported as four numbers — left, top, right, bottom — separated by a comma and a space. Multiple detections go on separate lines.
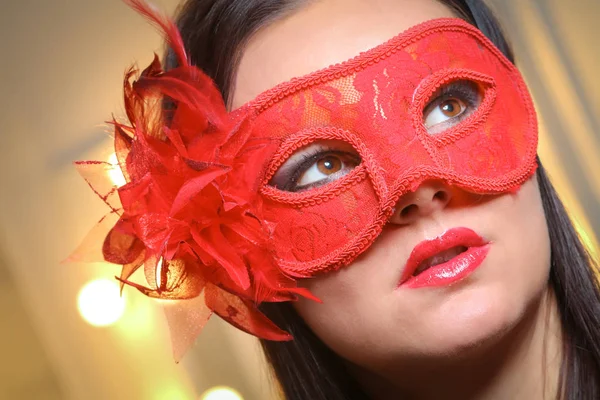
388, 181, 452, 225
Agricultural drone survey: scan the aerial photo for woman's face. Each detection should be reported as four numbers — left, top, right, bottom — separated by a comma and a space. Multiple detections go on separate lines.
232, 0, 551, 373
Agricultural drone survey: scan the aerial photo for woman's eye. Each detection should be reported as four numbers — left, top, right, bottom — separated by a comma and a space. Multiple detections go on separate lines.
269, 141, 361, 193
422, 80, 481, 134
424, 97, 468, 126
297, 154, 350, 187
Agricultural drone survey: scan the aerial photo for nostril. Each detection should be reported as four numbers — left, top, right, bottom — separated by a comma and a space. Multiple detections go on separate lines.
401, 204, 418, 218
434, 191, 448, 202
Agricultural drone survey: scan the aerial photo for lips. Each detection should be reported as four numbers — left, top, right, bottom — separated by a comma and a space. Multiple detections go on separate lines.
398, 227, 490, 289
412, 245, 468, 275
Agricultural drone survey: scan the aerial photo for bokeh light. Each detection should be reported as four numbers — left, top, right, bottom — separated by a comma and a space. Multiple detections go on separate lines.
200, 386, 244, 400
77, 279, 126, 327
107, 153, 127, 187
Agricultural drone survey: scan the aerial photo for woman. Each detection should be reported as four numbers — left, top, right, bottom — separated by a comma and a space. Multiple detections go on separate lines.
77, 0, 600, 398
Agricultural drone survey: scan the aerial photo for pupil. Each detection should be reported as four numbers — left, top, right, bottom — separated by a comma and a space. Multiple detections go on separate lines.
317, 156, 342, 175
442, 102, 455, 113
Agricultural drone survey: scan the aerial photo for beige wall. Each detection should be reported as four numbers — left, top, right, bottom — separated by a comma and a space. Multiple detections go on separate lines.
490, 0, 600, 252
0, 1, 598, 399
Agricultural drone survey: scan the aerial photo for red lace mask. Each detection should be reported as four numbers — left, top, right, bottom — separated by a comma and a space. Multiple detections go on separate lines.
239, 18, 538, 278
71, 0, 537, 358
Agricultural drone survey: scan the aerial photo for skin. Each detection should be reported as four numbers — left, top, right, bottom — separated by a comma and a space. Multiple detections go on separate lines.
232, 0, 562, 398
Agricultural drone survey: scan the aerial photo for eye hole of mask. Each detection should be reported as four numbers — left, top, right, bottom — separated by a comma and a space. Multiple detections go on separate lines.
423, 80, 482, 135
269, 140, 361, 193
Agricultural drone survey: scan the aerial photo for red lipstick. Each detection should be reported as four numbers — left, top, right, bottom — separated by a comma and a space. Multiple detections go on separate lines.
398, 227, 490, 289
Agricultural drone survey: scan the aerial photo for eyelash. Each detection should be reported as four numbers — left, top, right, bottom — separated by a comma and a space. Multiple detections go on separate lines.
423, 80, 480, 124
271, 145, 360, 192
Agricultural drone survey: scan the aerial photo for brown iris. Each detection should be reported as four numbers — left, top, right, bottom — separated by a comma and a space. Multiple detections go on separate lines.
440, 98, 466, 118
317, 156, 343, 175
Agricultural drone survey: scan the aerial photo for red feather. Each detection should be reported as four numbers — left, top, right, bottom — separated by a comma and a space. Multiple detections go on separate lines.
70, 0, 318, 359
124, 0, 188, 66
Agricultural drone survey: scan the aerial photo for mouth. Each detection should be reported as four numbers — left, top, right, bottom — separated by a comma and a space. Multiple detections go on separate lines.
412, 245, 469, 276
398, 227, 490, 289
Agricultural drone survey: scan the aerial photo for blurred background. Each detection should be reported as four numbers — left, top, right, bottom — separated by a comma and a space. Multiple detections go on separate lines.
0, 0, 598, 399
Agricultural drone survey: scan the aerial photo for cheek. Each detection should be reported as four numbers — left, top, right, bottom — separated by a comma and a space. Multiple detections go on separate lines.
487, 177, 552, 319
295, 268, 375, 340
486, 177, 551, 295
293, 267, 405, 365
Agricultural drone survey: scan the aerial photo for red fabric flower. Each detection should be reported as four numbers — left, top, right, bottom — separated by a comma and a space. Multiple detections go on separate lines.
69, 0, 316, 361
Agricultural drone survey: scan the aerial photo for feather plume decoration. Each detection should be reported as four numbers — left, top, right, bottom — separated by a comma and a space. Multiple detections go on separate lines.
68, 0, 317, 361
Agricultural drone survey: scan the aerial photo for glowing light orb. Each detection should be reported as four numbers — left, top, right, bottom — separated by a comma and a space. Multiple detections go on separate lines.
200, 387, 244, 400
107, 153, 127, 187
77, 279, 126, 327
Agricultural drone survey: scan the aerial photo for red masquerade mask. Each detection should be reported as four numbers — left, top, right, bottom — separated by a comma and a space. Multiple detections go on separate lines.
242, 17, 538, 278
70, 0, 537, 358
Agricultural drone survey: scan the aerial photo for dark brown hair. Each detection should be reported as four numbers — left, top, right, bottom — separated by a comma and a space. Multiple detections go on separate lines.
165, 1, 600, 398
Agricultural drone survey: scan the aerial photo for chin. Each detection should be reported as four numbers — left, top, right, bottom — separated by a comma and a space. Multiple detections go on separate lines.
417, 282, 532, 358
